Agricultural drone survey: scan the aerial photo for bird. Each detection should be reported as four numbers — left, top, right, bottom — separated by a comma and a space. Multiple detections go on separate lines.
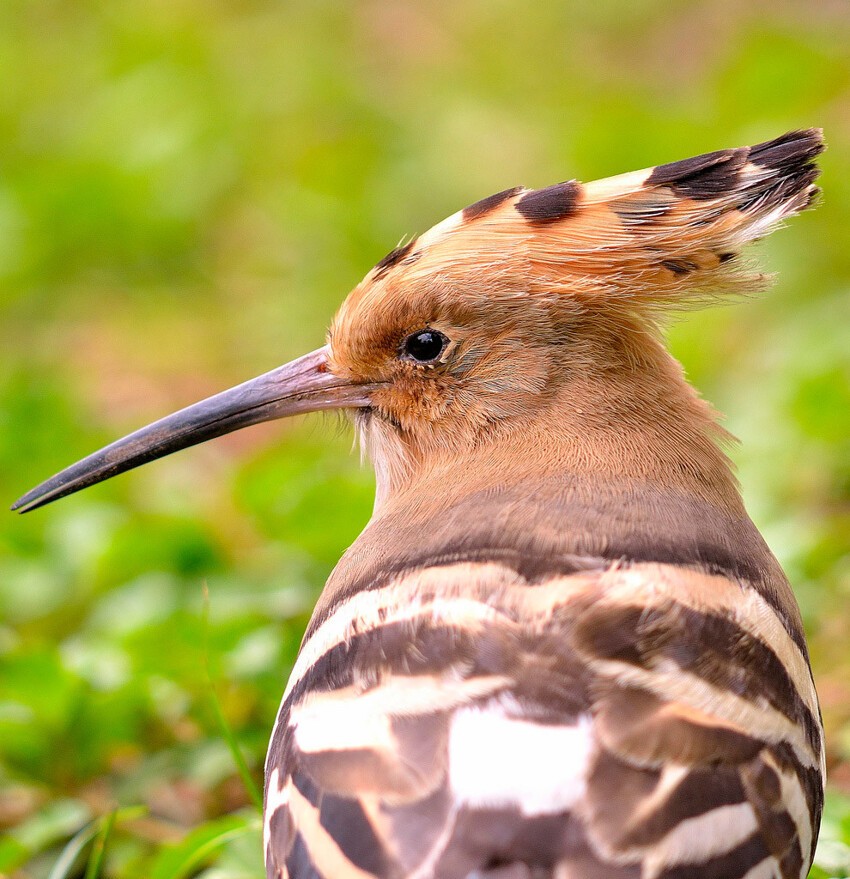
13, 128, 825, 879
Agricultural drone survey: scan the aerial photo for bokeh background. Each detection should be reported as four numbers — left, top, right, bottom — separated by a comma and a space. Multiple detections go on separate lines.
1, 2, 849, 877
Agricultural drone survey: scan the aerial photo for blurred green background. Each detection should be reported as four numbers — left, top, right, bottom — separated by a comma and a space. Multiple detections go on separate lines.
1, 2, 849, 877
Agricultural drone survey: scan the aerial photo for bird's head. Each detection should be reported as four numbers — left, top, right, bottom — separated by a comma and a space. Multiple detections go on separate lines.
12, 131, 823, 515
326, 200, 584, 499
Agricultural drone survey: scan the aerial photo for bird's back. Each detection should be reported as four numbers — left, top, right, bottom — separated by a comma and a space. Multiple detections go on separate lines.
263, 475, 823, 879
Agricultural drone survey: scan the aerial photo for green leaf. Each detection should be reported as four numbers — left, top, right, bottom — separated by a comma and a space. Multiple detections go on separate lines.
149, 813, 261, 879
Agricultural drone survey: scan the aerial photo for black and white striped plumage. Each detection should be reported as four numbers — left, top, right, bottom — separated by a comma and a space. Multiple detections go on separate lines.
263, 480, 823, 879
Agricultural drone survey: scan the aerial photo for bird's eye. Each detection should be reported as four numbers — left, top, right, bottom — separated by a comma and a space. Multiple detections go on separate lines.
401, 329, 449, 364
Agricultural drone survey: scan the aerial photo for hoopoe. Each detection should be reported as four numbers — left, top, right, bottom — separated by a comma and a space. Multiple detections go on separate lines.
14, 129, 825, 879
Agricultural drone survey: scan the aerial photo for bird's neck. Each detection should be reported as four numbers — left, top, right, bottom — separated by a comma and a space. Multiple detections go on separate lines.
365, 339, 745, 521
312, 454, 797, 648
305, 340, 806, 634
312, 352, 803, 645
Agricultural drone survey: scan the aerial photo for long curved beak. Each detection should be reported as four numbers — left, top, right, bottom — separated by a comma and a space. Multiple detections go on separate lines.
12, 346, 378, 514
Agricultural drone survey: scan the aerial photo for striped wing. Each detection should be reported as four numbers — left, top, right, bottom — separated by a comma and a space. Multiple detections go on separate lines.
263, 561, 823, 879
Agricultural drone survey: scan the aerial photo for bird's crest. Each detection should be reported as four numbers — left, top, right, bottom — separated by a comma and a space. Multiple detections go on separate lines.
361, 128, 823, 315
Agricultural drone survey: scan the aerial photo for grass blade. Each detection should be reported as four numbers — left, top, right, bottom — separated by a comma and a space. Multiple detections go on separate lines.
48, 807, 144, 879
150, 813, 261, 879
47, 822, 99, 879
84, 808, 117, 879
201, 583, 264, 812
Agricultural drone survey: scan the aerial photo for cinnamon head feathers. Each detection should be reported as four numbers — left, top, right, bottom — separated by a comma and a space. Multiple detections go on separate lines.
14, 129, 825, 879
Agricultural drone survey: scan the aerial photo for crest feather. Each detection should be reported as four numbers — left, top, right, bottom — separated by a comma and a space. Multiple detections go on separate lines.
371, 129, 824, 314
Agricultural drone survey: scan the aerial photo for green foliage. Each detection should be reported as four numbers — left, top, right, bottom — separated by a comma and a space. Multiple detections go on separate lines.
1, 1, 848, 876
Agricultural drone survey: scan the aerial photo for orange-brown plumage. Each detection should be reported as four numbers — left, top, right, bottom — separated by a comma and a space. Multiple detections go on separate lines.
328, 131, 822, 515
14, 129, 825, 879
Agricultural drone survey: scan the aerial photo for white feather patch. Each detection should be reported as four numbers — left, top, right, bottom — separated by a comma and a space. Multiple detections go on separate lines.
741, 856, 780, 879
416, 208, 465, 248
645, 802, 758, 877
291, 673, 508, 754
772, 753, 816, 878
583, 167, 654, 202
448, 705, 593, 815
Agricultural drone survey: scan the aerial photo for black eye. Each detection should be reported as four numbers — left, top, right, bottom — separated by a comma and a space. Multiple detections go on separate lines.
401, 329, 449, 364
